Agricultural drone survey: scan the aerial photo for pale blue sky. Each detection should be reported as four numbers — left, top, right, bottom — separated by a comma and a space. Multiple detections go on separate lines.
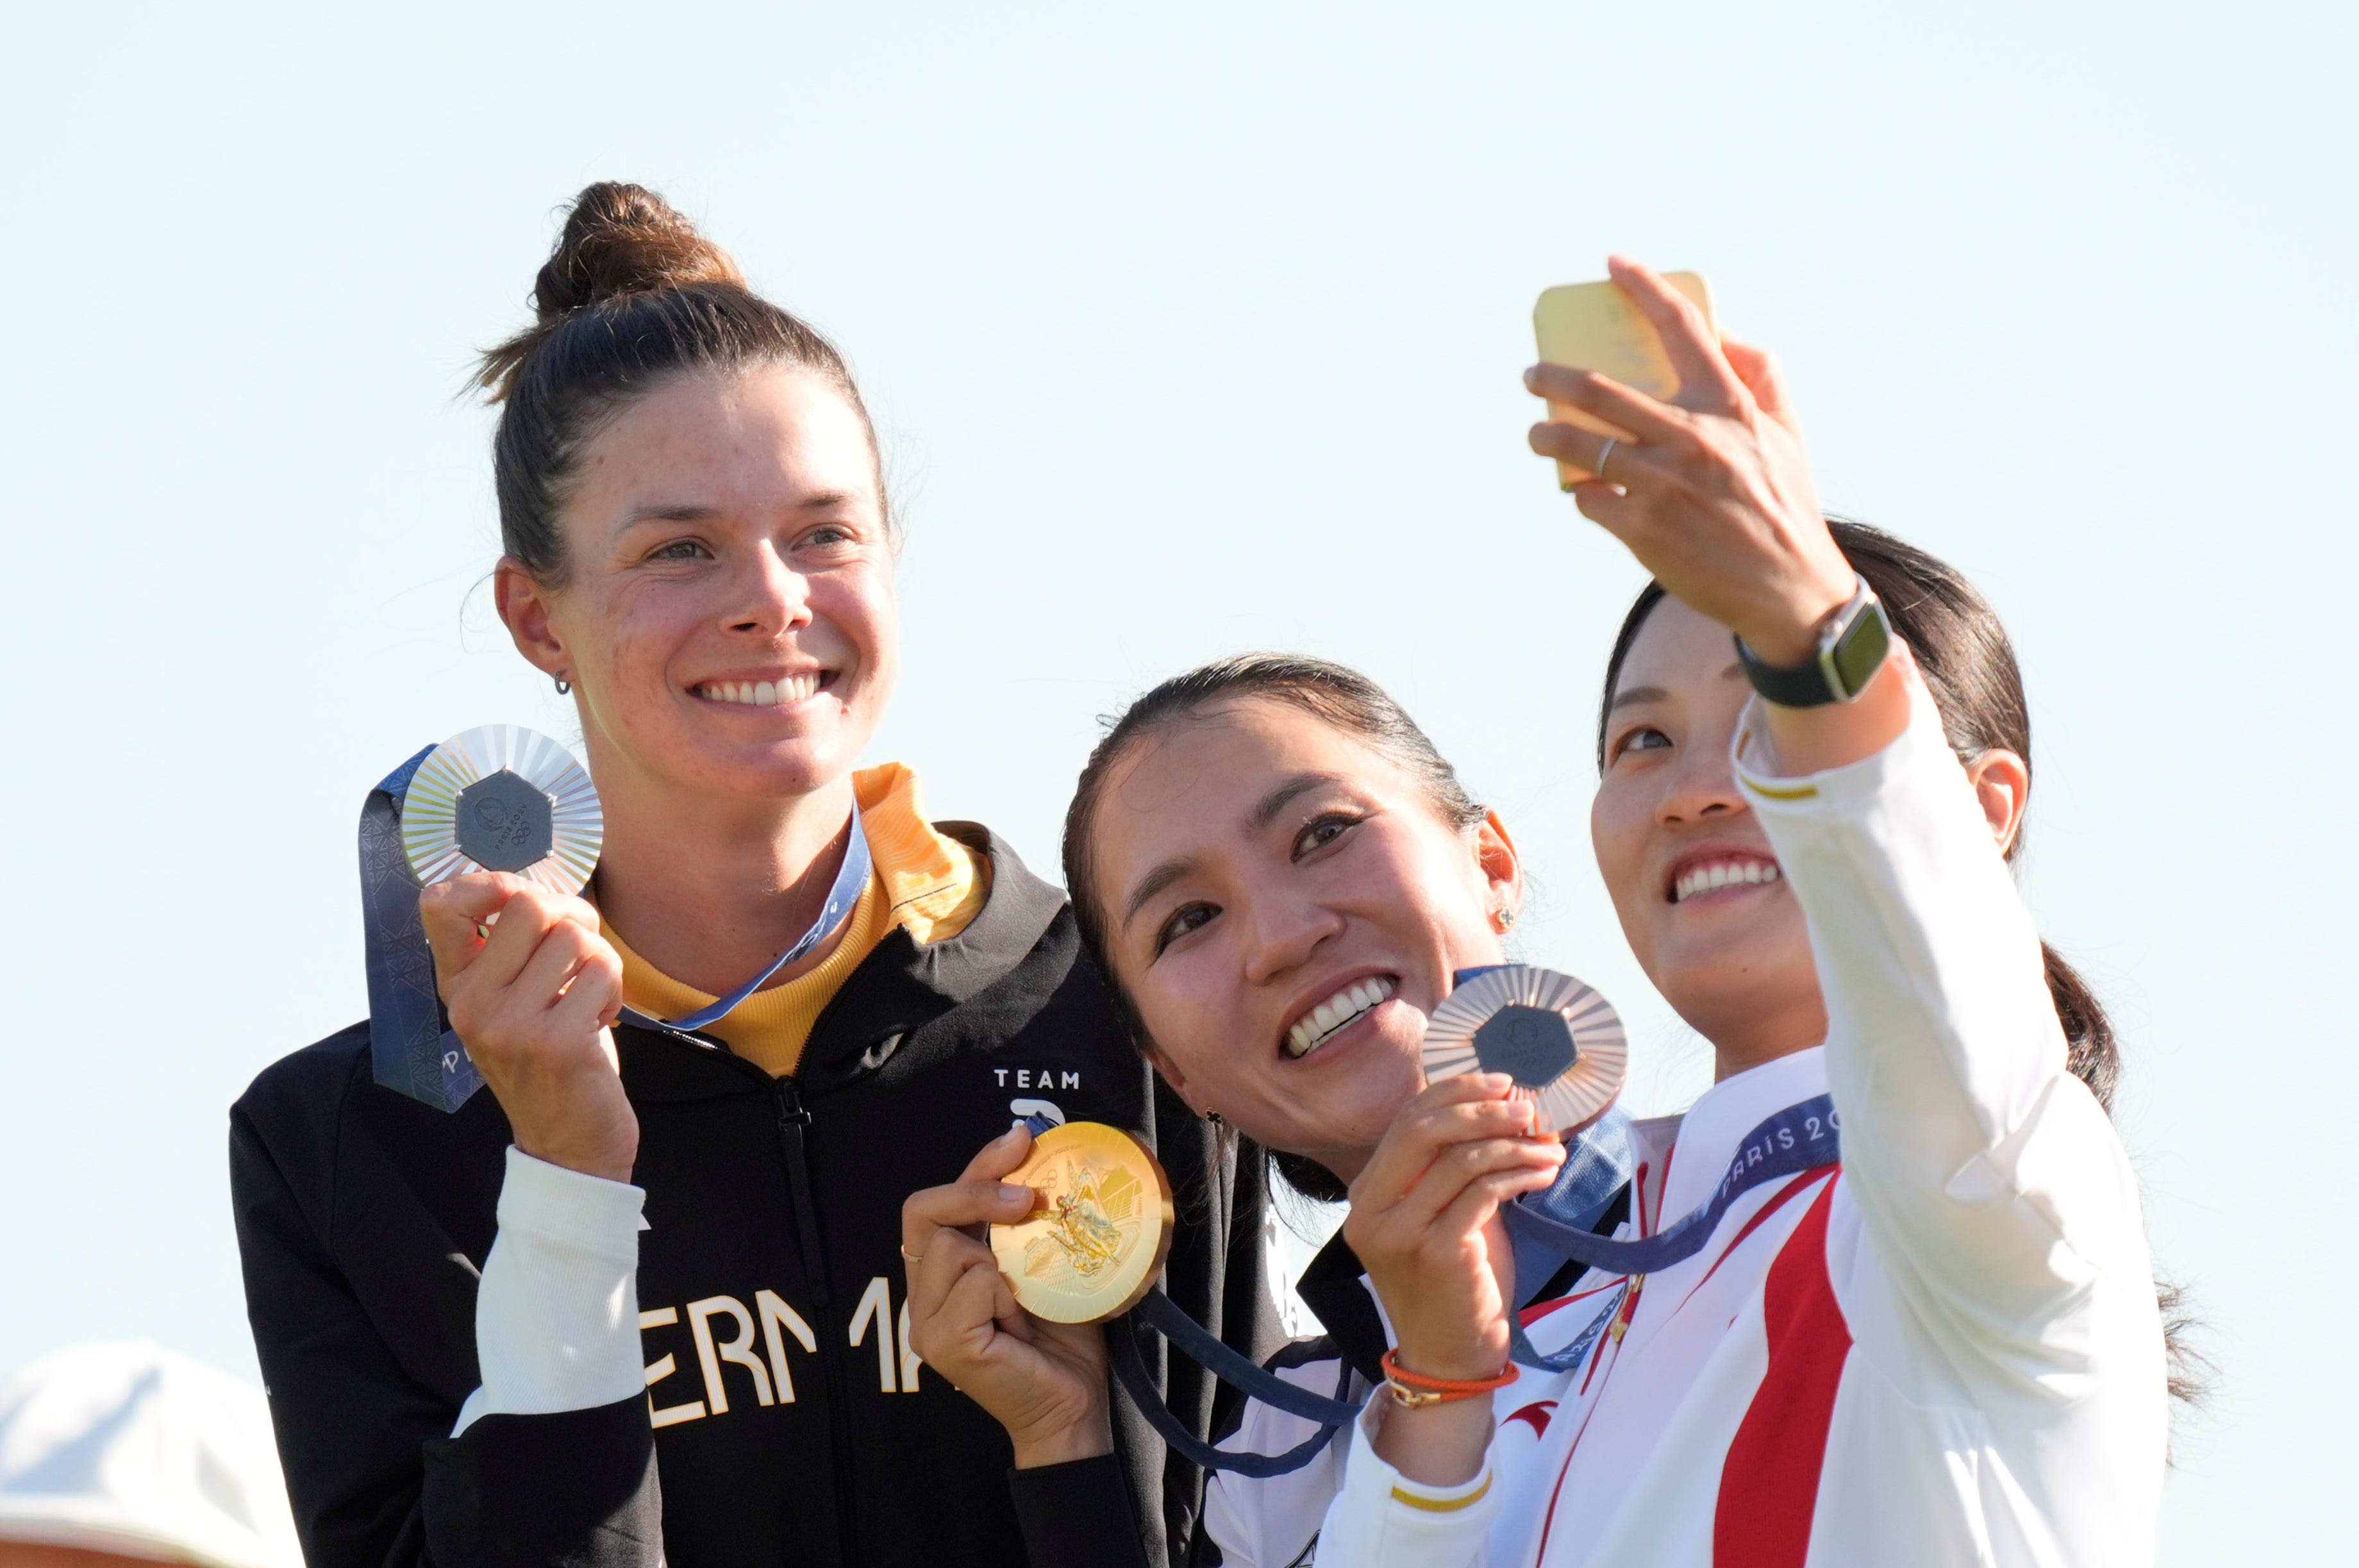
1, 2, 2350, 1558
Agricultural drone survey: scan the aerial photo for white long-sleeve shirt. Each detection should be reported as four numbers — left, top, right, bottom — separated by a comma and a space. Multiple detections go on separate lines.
1267, 678, 2168, 1567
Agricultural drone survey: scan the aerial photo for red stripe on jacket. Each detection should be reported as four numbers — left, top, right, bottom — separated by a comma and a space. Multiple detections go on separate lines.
1712, 1177, 1850, 1568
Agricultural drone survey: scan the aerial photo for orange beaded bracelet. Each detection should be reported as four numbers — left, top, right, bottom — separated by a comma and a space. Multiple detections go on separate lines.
1379, 1348, 1518, 1408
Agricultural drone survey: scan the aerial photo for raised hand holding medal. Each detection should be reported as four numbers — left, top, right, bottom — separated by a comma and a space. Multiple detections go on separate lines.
363, 717, 874, 1185
359, 725, 606, 1117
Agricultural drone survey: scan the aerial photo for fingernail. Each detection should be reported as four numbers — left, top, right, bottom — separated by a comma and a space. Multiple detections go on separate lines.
997, 1184, 1029, 1203
1522, 365, 1539, 390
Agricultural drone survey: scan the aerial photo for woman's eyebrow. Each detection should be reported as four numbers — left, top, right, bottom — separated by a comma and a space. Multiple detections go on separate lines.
1608, 683, 1667, 713
1249, 772, 1342, 830
619, 493, 859, 527
1122, 857, 1195, 930
620, 502, 721, 526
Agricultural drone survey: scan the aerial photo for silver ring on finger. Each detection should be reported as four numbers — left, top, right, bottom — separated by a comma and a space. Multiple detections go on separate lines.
1595, 437, 1619, 481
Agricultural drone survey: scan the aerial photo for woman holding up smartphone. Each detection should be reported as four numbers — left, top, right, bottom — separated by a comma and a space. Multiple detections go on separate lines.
906, 262, 2171, 1566
229, 184, 1267, 1568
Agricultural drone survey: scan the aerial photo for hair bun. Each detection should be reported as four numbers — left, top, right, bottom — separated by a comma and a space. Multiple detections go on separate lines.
531, 182, 745, 322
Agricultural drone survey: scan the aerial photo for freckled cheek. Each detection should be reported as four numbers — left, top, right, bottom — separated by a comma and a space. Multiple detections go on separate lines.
583, 587, 703, 686
598, 619, 688, 697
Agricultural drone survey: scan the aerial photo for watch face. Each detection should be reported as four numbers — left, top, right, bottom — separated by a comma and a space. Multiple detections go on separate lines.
1831, 599, 1892, 699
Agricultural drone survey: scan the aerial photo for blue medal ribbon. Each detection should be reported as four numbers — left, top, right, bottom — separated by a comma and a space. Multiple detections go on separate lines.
360, 746, 873, 1108
1504, 1106, 1635, 1372
1109, 1290, 1362, 1479
619, 810, 871, 1038
1504, 1094, 1842, 1281
363, 747, 485, 1112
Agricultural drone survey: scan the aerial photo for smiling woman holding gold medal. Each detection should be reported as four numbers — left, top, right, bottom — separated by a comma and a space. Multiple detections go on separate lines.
905, 260, 2176, 1566
228, 184, 1270, 1568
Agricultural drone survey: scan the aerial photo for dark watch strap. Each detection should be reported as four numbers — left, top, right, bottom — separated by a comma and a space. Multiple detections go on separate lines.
1733, 578, 1892, 708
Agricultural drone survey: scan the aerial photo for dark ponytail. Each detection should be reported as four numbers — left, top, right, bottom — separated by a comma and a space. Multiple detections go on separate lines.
2043, 942, 2118, 1113
1598, 519, 2201, 1406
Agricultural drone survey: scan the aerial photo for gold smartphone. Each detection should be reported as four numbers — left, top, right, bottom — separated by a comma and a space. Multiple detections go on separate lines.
1531, 272, 1713, 488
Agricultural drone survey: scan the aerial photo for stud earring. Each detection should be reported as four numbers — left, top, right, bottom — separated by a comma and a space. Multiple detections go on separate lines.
1497, 906, 1517, 931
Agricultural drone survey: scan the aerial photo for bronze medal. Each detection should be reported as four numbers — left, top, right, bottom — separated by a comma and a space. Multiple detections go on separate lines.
1422, 963, 1628, 1133
990, 1122, 1176, 1325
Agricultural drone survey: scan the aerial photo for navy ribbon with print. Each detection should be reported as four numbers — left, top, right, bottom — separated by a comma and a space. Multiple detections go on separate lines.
361, 747, 871, 1110
362, 746, 482, 1111
1504, 1094, 1842, 1280
1505, 1106, 1635, 1372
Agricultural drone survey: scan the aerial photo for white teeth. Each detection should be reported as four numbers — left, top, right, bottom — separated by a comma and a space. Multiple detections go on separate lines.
703, 675, 824, 707
1674, 859, 1782, 903
1283, 976, 1399, 1059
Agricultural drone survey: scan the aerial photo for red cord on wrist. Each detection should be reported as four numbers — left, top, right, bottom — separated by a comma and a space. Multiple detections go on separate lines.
1380, 1347, 1517, 1403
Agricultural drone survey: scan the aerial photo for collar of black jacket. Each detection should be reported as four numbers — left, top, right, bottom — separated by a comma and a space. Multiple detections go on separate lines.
613, 822, 1073, 1103
1295, 1233, 1389, 1384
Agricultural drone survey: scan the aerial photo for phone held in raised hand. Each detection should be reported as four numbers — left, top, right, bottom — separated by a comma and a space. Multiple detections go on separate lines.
1532, 272, 1713, 488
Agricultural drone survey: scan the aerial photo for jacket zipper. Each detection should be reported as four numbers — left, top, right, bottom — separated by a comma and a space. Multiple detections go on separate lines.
774, 1076, 862, 1564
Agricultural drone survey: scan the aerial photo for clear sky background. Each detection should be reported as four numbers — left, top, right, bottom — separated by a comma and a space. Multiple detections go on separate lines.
2, 1, 2350, 1557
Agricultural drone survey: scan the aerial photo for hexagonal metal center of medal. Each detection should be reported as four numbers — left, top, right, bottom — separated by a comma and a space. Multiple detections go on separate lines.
1472, 1004, 1578, 1088
454, 769, 554, 872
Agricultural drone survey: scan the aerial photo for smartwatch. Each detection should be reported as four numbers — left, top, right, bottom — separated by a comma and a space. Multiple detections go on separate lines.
1733, 576, 1892, 708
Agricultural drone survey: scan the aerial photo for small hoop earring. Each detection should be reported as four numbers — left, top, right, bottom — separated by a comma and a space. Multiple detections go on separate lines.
554, 674, 572, 695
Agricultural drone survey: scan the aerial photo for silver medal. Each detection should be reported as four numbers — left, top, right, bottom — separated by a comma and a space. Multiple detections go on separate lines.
398, 725, 602, 894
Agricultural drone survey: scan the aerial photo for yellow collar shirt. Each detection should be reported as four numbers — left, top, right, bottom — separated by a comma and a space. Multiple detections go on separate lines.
601, 763, 990, 1078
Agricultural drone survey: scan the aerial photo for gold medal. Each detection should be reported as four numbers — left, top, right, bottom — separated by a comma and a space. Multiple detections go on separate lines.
990, 1122, 1176, 1325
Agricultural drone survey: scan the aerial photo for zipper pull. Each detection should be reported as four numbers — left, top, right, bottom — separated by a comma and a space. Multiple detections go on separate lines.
777, 1080, 812, 1126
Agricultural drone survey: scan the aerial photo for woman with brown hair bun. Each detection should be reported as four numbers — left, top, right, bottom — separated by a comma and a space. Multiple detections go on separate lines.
228, 183, 1269, 1568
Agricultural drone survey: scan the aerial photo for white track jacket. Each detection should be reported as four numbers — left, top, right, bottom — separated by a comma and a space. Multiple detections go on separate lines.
1216, 680, 2168, 1568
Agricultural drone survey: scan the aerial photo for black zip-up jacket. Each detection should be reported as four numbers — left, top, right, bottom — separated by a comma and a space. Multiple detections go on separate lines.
231, 826, 1275, 1568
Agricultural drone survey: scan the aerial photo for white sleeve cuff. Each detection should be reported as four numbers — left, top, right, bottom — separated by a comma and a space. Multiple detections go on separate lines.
1310, 1397, 1498, 1566
452, 1147, 648, 1436
1729, 665, 1953, 815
